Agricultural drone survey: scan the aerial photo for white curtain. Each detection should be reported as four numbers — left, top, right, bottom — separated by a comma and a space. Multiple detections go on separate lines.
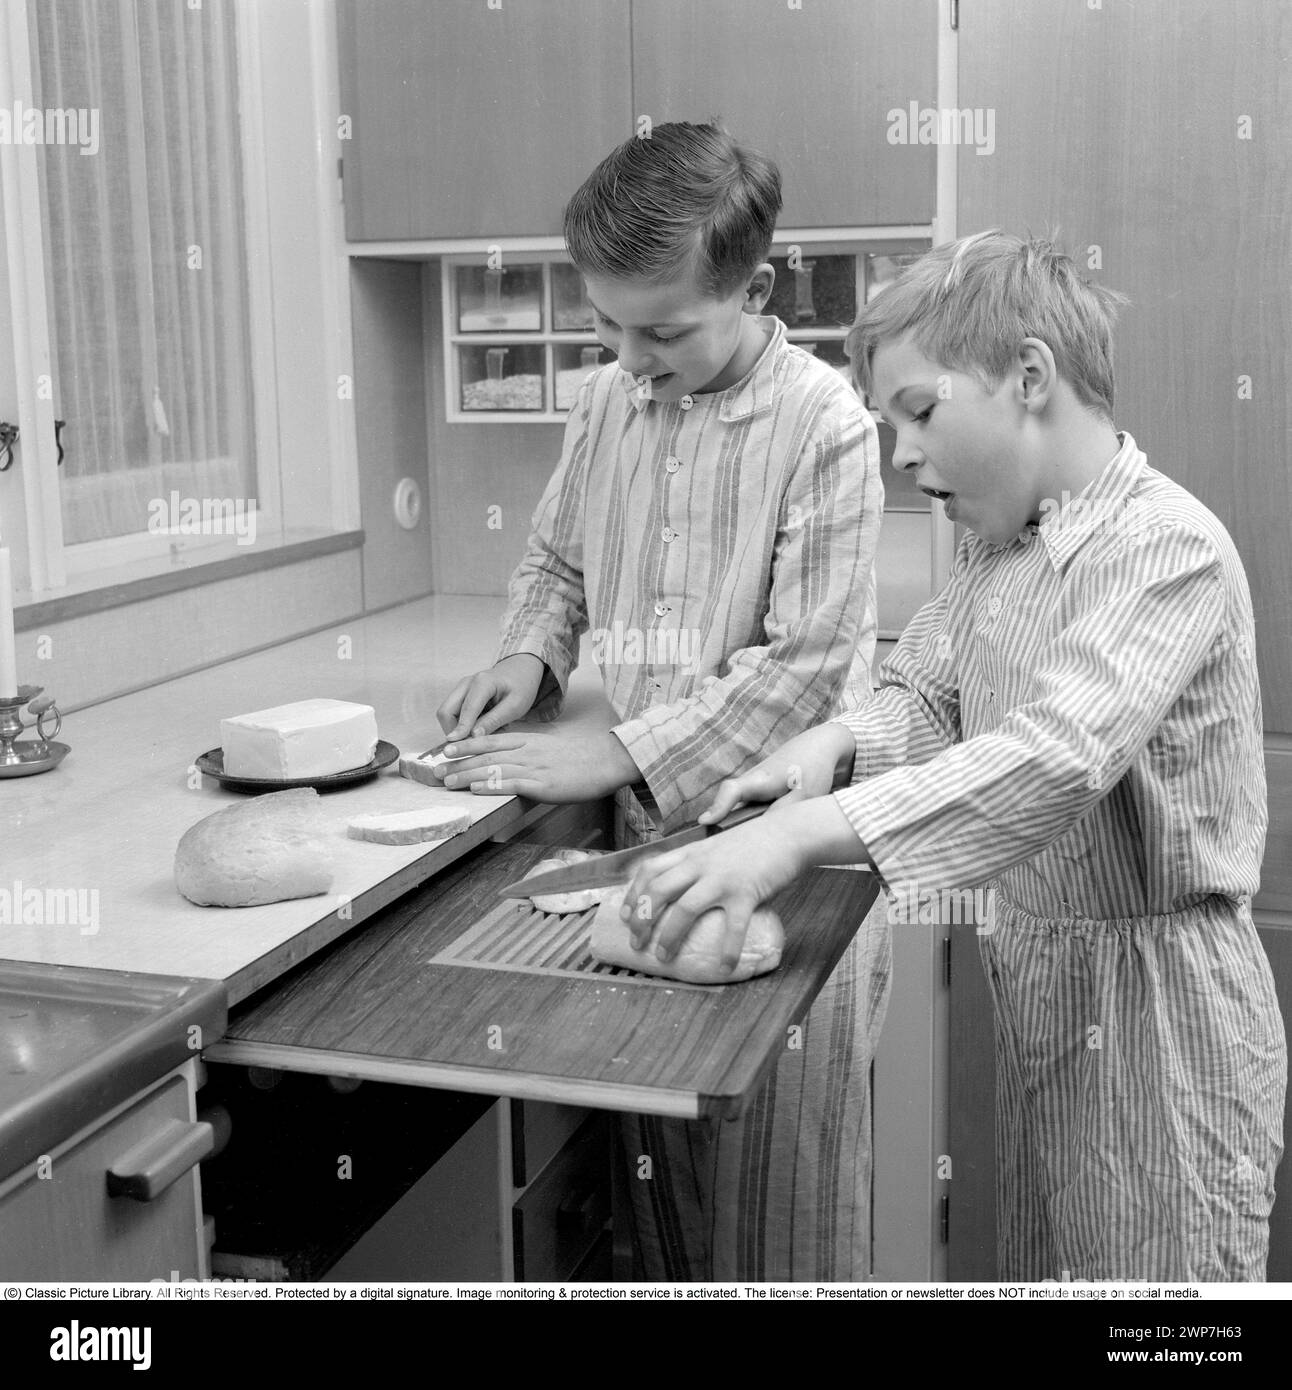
29, 0, 256, 545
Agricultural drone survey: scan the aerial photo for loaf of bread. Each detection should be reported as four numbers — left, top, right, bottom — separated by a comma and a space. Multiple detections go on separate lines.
175, 788, 333, 907
346, 807, 473, 845
524, 849, 604, 913
589, 886, 784, 984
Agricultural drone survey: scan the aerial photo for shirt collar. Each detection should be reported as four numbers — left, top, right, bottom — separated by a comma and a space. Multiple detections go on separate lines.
1034, 431, 1145, 570
618, 315, 784, 419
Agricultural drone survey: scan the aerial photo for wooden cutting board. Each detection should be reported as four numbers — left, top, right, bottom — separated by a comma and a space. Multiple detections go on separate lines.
207, 839, 880, 1119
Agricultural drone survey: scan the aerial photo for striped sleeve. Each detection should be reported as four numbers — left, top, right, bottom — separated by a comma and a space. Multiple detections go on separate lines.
832, 538, 973, 778
494, 384, 594, 702
833, 524, 1227, 889
614, 407, 882, 827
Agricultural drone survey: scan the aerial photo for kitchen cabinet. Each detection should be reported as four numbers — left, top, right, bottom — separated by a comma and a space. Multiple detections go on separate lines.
0, 1062, 208, 1281
337, 0, 633, 240
630, 0, 936, 227
337, 0, 936, 242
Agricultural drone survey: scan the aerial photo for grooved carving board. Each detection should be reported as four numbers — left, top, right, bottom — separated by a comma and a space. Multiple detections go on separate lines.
209, 840, 881, 1120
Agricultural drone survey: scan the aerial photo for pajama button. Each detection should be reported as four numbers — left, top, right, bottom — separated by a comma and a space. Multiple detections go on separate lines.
679, 395, 694, 410
665, 456, 682, 474
654, 601, 669, 616
989, 596, 1003, 615
662, 526, 677, 542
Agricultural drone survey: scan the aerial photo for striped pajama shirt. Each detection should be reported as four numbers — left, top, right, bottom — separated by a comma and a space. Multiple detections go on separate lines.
834, 433, 1286, 1281
497, 317, 889, 1279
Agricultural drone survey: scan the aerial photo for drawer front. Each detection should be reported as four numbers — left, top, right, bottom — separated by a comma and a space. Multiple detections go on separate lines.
0, 1071, 204, 1281
512, 1114, 611, 1283
510, 1101, 589, 1189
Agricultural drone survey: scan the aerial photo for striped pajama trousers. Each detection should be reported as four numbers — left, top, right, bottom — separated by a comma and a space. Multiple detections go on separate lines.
613, 789, 893, 1281
981, 894, 1287, 1282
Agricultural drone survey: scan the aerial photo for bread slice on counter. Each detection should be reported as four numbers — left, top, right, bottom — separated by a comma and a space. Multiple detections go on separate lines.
398, 747, 468, 787
346, 807, 474, 845
175, 788, 333, 908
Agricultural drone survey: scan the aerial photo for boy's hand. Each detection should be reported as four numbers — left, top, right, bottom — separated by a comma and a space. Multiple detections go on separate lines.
699, 722, 858, 825
432, 729, 641, 802
624, 796, 869, 970
437, 653, 546, 741
621, 811, 811, 969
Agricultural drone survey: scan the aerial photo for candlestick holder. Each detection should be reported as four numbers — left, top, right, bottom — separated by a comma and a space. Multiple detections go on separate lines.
0, 683, 69, 777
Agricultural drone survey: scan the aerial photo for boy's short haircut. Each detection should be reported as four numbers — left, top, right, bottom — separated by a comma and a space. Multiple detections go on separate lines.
563, 121, 782, 299
847, 230, 1128, 417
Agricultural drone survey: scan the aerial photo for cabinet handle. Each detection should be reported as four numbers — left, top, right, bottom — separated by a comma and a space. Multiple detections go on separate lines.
106, 1119, 214, 1202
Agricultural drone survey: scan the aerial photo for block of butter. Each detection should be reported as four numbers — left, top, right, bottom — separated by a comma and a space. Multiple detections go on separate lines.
221, 699, 378, 780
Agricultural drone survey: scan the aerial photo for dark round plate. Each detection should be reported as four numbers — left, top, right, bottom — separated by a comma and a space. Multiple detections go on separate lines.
195, 740, 400, 794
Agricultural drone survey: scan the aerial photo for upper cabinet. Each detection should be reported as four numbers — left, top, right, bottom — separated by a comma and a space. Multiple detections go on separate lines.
338, 0, 937, 241
337, 0, 633, 240
631, 0, 936, 228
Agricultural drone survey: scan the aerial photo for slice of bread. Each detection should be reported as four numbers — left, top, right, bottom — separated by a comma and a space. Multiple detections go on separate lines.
346, 807, 473, 845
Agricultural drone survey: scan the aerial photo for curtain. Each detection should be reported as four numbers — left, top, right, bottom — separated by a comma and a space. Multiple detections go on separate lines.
28, 0, 256, 545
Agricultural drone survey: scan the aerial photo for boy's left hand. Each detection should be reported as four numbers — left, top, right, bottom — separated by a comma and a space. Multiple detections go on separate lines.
434, 729, 641, 802
621, 812, 809, 970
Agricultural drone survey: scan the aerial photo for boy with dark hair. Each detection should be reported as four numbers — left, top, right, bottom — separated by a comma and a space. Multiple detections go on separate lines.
434, 123, 889, 1279
625, 230, 1287, 1281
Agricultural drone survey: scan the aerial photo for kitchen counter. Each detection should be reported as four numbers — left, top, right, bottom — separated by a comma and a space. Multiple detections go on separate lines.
2, 595, 617, 1004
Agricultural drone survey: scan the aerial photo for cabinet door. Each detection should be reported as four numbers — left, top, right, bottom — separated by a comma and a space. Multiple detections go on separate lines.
957, 0, 1292, 734
338, 0, 632, 240
0, 1070, 205, 1281
631, 0, 936, 227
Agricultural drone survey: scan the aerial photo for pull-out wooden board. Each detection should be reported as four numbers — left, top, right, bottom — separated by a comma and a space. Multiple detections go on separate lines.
207, 840, 879, 1120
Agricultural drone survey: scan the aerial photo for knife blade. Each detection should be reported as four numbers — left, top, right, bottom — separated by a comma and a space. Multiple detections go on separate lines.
495, 801, 770, 900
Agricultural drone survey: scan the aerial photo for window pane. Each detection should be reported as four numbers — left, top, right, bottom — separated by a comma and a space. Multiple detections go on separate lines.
554, 343, 614, 409
459, 344, 545, 412
30, 0, 258, 546
766, 254, 856, 331
456, 264, 543, 333
551, 263, 596, 332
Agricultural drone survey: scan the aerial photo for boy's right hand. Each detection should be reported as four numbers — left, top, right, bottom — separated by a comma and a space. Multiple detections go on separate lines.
437, 653, 546, 740
699, 722, 857, 824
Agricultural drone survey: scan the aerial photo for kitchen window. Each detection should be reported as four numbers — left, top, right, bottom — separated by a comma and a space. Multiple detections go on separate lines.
440, 238, 931, 424
0, 0, 356, 598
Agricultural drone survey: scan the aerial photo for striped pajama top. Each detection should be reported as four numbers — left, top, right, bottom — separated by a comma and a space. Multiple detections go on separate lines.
497, 315, 883, 830
832, 432, 1285, 1281
832, 431, 1266, 909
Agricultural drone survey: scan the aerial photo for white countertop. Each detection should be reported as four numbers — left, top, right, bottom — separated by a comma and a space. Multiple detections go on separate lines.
1, 595, 614, 1001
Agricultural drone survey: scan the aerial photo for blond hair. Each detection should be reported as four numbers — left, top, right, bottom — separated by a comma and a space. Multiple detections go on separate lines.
847, 231, 1128, 416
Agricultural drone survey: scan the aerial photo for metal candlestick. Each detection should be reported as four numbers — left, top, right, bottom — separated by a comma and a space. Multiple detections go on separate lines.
0, 683, 69, 777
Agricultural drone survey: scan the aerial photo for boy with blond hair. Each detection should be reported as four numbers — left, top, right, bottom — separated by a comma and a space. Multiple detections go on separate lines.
626, 230, 1286, 1281
435, 123, 889, 1280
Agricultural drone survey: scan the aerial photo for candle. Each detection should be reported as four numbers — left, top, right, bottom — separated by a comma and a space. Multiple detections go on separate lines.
0, 547, 17, 699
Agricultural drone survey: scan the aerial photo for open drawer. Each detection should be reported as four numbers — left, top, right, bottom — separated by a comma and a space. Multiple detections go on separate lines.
205, 837, 879, 1121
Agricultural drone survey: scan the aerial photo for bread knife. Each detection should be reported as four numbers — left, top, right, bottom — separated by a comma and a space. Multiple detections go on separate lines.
495, 802, 770, 900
